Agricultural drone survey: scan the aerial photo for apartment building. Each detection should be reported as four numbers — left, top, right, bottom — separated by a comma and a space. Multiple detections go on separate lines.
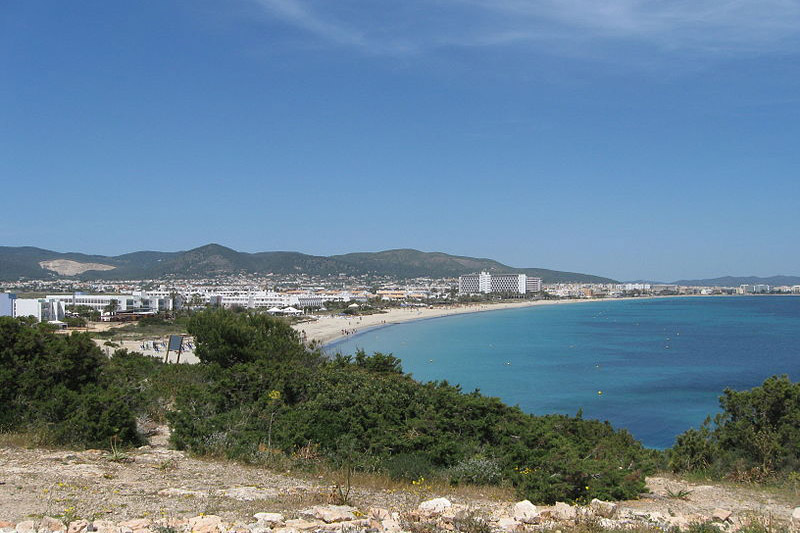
459, 272, 531, 295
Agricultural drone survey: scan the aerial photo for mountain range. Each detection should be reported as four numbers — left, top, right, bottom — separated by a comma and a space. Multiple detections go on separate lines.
670, 275, 800, 287
0, 244, 617, 283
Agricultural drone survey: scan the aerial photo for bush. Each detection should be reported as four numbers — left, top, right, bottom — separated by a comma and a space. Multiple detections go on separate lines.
0, 317, 142, 447
448, 456, 503, 486
670, 375, 800, 481
385, 452, 435, 481
169, 309, 653, 503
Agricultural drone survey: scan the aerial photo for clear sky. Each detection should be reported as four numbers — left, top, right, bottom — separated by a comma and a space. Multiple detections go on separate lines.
2, 1, 799, 281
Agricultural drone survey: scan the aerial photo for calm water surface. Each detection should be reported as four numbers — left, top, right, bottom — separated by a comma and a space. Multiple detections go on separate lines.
327, 296, 800, 448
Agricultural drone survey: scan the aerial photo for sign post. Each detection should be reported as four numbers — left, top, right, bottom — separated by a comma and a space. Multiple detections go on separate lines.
165, 335, 184, 364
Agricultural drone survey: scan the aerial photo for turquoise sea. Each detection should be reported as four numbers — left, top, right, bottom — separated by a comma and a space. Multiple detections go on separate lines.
327, 296, 800, 449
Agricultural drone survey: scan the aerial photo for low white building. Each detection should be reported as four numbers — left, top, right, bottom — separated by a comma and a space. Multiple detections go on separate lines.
47, 293, 173, 313
13, 298, 65, 323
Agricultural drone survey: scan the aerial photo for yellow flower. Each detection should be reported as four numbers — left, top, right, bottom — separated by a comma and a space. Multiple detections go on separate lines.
268, 390, 281, 401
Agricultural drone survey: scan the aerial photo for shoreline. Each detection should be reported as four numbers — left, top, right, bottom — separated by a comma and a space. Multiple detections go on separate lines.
292, 294, 713, 347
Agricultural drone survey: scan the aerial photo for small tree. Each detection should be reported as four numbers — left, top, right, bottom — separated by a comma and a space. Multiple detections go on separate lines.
103, 299, 119, 315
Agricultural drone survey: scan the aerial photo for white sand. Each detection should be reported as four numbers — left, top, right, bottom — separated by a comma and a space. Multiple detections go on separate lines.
293, 298, 618, 346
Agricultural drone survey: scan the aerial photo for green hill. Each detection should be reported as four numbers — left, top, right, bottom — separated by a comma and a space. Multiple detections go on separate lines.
0, 244, 616, 283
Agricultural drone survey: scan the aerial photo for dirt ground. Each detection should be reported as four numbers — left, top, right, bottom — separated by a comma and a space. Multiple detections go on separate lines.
0, 429, 797, 528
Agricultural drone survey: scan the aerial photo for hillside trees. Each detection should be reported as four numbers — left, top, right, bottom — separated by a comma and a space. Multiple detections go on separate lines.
0, 317, 140, 447
169, 309, 654, 503
669, 375, 800, 481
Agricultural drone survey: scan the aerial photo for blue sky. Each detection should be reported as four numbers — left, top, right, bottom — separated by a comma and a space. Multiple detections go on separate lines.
2, 0, 799, 281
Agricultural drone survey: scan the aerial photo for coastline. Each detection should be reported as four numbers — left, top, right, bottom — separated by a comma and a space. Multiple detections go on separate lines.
292, 295, 700, 346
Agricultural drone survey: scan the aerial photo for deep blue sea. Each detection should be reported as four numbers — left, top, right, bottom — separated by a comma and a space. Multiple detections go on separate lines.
327, 296, 800, 449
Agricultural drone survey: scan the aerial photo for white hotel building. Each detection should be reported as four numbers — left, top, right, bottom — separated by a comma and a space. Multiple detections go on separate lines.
458, 272, 542, 295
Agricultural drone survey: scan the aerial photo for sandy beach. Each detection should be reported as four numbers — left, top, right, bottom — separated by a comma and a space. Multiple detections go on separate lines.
293, 297, 619, 346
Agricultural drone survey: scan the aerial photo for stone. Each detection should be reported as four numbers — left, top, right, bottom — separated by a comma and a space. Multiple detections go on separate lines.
67, 523, 88, 533
513, 500, 539, 524
157, 488, 207, 498
496, 518, 520, 532
598, 518, 624, 530
273, 529, 301, 533
219, 487, 277, 501
300, 505, 357, 523
117, 522, 148, 533
418, 498, 452, 515
319, 520, 369, 532
283, 519, 324, 530
92, 521, 120, 533
40, 518, 66, 532
791, 508, 800, 529
15, 521, 36, 533
378, 519, 402, 533
187, 516, 223, 533
552, 502, 577, 522
712, 509, 732, 522
589, 499, 617, 519
253, 514, 285, 526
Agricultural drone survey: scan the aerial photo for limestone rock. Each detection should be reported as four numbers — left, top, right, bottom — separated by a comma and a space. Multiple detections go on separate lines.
712, 509, 732, 522
791, 508, 800, 528
320, 519, 369, 532
513, 500, 539, 524
552, 502, 577, 521
589, 499, 617, 519
187, 516, 222, 533
117, 521, 149, 533
418, 498, 452, 515
253, 513, 285, 527
219, 487, 277, 501
15, 521, 36, 533
67, 522, 88, 533
92, 521, 120, 533
39, 518, 66, 533
283, 519, 324, 530
157, 488, 208, 498
377, 518, 402, 533
496, 518, 521, 532
441, 504, 470, 521
300, 505, 357, 523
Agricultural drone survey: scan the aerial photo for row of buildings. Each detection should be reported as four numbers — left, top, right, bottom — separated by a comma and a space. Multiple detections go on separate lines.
0, 288, 374, 323
458, 272, 543, 295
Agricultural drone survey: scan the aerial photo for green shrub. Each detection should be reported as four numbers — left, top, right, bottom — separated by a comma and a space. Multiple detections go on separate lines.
169, 309, 653, 503
384, 452, 436, 481
670, 375, 800, 481
448, 456, 503, 486
0, 317, 142, 447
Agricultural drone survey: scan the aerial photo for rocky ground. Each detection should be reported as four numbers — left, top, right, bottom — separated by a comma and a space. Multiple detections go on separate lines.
1, 428, 798, 533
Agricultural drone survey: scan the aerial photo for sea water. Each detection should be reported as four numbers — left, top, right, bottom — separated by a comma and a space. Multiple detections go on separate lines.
327, 296, 800, 448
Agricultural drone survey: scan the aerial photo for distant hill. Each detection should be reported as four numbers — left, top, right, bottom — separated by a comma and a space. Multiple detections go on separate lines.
0, 244, 616, 283
672, 275, 800, 287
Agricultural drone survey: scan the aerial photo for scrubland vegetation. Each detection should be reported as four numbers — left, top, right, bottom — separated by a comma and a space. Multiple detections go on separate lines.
1, 310, 798, 504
